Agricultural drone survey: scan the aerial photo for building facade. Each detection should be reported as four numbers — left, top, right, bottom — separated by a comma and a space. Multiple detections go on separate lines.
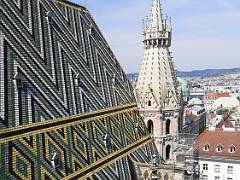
196, 129, 240, 180
135, 0, 181, 162
203, 93, 230, 111
184, 104, 206, 135
198, 158, 240, 180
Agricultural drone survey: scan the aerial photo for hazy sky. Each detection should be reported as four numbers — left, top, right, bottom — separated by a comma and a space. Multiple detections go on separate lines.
72, 0, 240, 73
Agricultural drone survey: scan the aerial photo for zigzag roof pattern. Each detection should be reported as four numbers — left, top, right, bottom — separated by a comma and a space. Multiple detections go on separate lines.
0, 0, 159, 179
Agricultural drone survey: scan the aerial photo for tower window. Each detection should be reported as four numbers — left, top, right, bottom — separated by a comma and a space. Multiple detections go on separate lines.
148, 100, 152, 106
166, 119, 171, 135
147, 120, 154, 134
166, 145, 171, 160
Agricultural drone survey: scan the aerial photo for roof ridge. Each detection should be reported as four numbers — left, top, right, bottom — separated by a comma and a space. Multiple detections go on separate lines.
52, 0, 86, 10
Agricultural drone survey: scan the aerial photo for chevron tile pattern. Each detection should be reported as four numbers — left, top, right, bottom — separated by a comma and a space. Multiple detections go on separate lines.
0, 0, 158, 179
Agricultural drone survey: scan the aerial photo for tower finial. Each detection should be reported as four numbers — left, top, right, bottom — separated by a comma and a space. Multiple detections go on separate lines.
149, 0, 164, 31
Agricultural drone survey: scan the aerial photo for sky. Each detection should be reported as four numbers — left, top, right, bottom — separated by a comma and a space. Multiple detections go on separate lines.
72, 0, 240, 73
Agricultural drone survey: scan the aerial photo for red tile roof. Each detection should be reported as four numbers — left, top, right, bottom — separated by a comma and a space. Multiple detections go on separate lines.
196, 129, 240, 158
204, 93, 230, 101
216, 116, 234, 128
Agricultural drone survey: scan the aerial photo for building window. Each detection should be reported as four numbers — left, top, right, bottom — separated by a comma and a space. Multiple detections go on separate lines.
216, 144, 223, 152
214, 177, 220, 180
203, 144, 210, 151
214, 165, 220, 173
227, 166, 233, 174
203, 164, 208, 171
229, 145, 236, 153
202, 175, 208, 180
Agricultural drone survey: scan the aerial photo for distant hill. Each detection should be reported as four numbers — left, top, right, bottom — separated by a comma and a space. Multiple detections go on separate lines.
128, 68, 240, 79
177, 68, 240, 77
127, 73, 139, 80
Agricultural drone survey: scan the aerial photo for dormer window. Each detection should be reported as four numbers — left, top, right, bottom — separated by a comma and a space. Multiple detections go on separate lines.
51, 153, 60, 169
203, 144, 210, 151
229, 145, 236, 153
216, 144, 223, 152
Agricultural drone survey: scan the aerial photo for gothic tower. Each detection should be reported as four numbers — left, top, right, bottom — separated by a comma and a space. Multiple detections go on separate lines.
135, 0, 181, 162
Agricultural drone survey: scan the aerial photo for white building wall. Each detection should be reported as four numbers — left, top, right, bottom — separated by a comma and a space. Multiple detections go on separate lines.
199, 158, 240, 180
203, 100, 214, 111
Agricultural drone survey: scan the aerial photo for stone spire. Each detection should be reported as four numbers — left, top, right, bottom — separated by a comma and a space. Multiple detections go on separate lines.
135, 0, 181, 161
136, 0, 176, 109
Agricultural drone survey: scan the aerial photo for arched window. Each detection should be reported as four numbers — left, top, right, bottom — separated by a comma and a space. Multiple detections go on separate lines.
147, 120, 154, 134
166, 145, 171, 160
166, 119, 171, 135
229, 145, 236, 153
164, 174, 169, 180
216, 144, 223, 152
148, 100, 151, 106
203, 144, 210, 151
